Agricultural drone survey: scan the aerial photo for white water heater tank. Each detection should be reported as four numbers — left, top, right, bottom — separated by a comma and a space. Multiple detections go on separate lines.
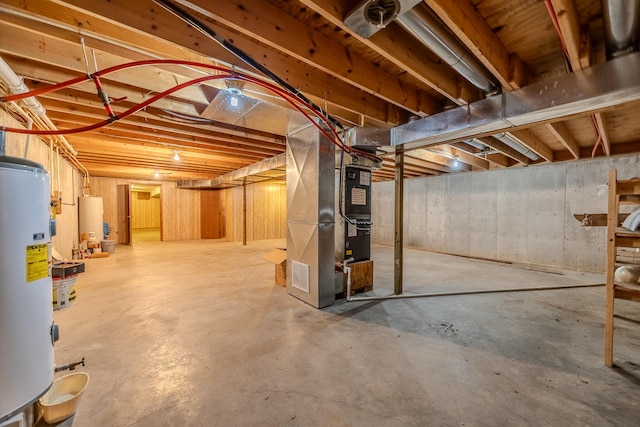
0, 156, 55, 422
78, 195, 104, 241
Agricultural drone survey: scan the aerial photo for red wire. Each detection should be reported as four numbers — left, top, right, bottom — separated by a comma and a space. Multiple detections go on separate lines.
238, 75, 352, 153
544, 0, 604, 157
1, 74, 232, 135
238, 74, 380, 161
0, 58, 381, 161
0, 59, 231, 102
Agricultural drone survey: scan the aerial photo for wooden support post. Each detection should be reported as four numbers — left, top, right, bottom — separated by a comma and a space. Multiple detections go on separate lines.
242, 180, 247, 246
394, 146, 404, 295
605, 169, 617, 366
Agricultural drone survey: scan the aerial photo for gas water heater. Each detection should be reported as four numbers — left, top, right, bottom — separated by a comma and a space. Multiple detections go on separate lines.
0, 156, 56, 425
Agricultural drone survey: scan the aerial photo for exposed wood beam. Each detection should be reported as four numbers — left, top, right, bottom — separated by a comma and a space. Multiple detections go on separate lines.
41, 96, 286, 151
66, 139, 251, 168
403, 158, 449, 175
77, 154, 229, 175
297, 0, 478, 104
0, 22, 209, 104
509, 129, 554, 162
407, 149, 473, 172
548, 0, 587, 71
53, 0, 409, 125
3, 57, 206, 117
182, 0, 437, 116
65, 125, 280, 158
62, 127, 273, 159
425, 0, 531, 89
593, 113, 611, 156
380, 160, 441, 176
546, 122, 580, 159
546, 1, 607, 159
81, 162, 216, 181
478, 137, 530, 165
65, 134, 261, 165
450, 141, 506, 168
0, 1, 214, 66
449, 147, 489, 169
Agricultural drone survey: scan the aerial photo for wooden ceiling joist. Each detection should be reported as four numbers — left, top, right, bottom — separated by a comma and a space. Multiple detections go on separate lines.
425, 0, 531, 89
546, 122, 580, 159
1, 0, 638, 182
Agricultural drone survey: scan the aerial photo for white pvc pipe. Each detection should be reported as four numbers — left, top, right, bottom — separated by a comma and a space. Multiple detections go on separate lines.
23, 115, 32, 158
0, 56, 45, 116
0, 56, 78, 157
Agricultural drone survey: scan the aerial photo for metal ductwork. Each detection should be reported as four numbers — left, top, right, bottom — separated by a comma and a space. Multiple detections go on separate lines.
492, 133, 539, 161
462, 138, 488, 151
176, 153, 286, 189
345, 1, 500, 95
286, 124, 336, 308
344, 0, 422, 38
602, 0, 640, 59
396, 7, 500, 95
392, 52, 640, 150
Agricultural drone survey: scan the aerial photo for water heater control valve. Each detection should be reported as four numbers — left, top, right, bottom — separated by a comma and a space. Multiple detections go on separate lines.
50, 322, 59, 345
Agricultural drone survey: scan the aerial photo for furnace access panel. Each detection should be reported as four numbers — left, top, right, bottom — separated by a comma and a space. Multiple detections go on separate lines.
343, 166, 371, 261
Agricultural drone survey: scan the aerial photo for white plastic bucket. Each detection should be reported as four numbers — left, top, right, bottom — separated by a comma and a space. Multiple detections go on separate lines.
52, 276, 77, 310
101, 240, 115, 254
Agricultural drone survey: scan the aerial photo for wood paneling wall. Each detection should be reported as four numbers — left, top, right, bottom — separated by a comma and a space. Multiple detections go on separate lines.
223, 181, 286, 242
90, 178, 201, 241
1, 110, 82, 259
160, 182, 200, 241
132, 192, 161, 229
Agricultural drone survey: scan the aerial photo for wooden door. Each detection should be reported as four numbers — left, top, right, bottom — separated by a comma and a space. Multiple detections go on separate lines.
201, 190, 224, 239
117, 184, 133, 245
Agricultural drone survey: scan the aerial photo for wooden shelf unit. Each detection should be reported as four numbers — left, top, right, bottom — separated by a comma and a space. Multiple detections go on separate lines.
605, 170, 640, 367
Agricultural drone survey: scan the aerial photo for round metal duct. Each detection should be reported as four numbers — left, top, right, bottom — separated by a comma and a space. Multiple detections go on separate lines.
363, 0, 400, 28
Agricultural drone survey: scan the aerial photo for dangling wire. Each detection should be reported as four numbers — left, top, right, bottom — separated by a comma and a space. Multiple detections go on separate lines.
78, 24, 92, 79
1, 58, 382, 164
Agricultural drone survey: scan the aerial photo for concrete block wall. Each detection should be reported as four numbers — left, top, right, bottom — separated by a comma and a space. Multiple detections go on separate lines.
372, 154, 640, 273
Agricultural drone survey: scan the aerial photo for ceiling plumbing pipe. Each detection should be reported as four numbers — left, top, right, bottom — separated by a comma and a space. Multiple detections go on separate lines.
345, 281, 603, 302
462, 138, 487, 150
395, 8, 538, 159
0, 56, 45, 116
492, 132, 539, 161
602, 0, 640, 60
396, 7, 500, 95
0, 56, 78, 157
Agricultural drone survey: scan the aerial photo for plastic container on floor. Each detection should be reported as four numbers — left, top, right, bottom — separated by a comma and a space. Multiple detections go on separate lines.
52, 275, 77, 310
37, 372, 90, 424
101, 240, 115, 254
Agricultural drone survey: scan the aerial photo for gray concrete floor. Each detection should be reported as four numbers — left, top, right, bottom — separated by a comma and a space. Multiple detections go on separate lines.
49, 239, 640, 426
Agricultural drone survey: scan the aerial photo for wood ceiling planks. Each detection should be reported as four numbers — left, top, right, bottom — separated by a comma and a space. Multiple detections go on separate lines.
0, 0, 638, 183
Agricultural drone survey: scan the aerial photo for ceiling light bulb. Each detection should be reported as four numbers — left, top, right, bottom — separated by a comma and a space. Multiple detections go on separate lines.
453, 157, 459, 168
154, 170, 159, 177
173, 152, 180, 161
230, 95, 239, 107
